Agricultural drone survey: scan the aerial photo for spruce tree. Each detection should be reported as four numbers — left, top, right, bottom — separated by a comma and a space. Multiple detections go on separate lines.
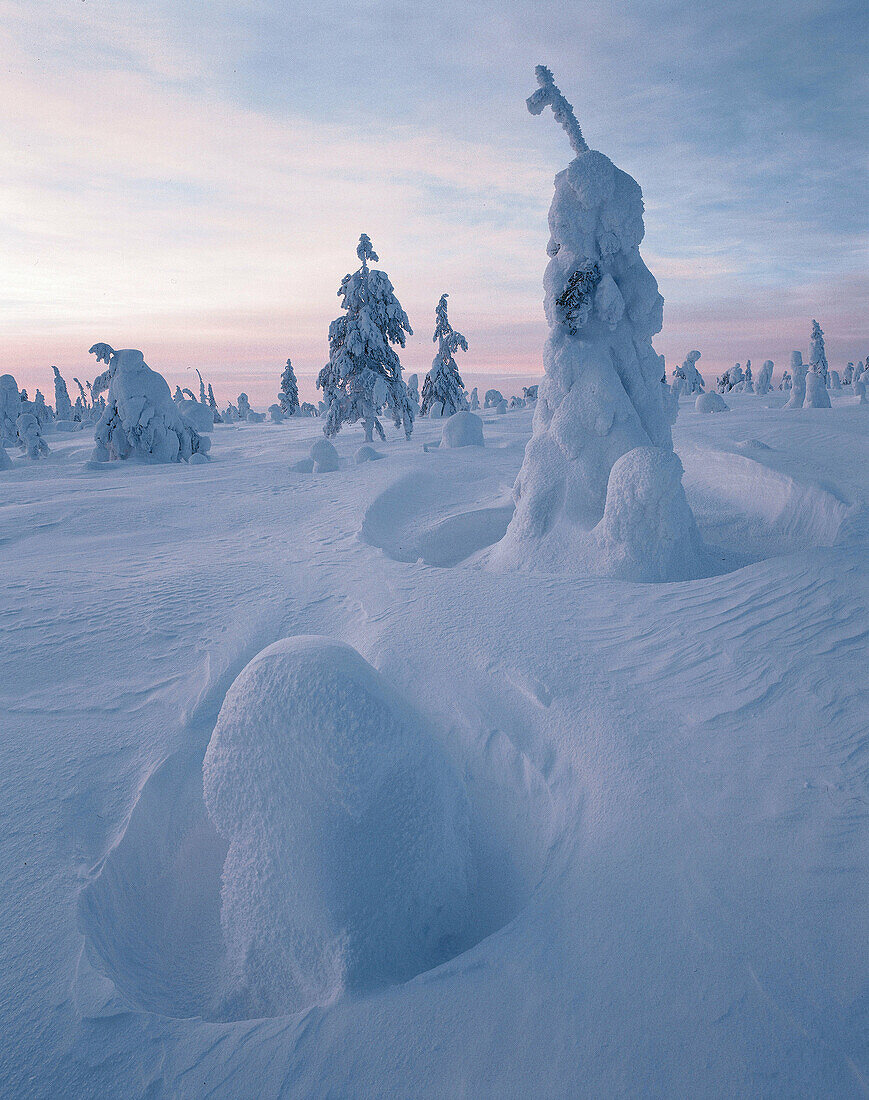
320, 234, 414, 442
421, 294, 469, 417
279, 359, 300, 415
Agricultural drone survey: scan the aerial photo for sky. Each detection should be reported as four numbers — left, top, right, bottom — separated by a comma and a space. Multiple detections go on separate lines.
2, 0, 866, 406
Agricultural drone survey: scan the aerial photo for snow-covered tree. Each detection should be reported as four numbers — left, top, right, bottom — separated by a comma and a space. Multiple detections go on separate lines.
16, 412, 50, 458
207, 384, 222, 423
279, 359, 300, 416
843, 363, 854, 385
52, 366, 72, 421
743, 361, 753, 393
468, 387, 480, 410
88, 344, 210, 463
320, 234, 414, 442
756, 360, 774, 395
672, 350, 703, 396
523, 385, 539, 401
173, 386, 185, 404
420, 294, 469, 418
406, 374, 420, 415
0, 374, 22, 445
484, 389, 503, 408
237, 394, 251, 419
808, 319, 829, 383
783, 352, 806, 408
493, 67, 702, 579
780, 370, 792, 390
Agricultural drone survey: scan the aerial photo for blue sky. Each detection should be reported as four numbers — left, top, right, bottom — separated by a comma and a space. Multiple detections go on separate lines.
2, 0, 866, 403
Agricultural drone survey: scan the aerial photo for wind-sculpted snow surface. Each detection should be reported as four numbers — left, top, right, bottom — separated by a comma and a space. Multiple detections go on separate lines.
202, 637, 473, 1017
494, 67, 702, 580
89, 346, 209, 463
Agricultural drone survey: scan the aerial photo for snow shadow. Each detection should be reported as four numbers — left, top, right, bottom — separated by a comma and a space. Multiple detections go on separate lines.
77, 675, 553, 1022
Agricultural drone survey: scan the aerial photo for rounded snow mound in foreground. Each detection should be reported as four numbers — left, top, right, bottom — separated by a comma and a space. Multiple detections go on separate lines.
203, 636, 473, 1017
595, 447, 706, 582
695, 392, 729, 413
441, 411, 484, 448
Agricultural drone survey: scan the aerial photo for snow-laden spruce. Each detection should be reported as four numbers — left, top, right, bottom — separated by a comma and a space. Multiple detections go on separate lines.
88, 344, 210, 463
279, 359, 300, 416
52, 367, 73, 421
756, 360, 774, 395
469, 386, 480, 410
808, 320, 829, 384
202, 637, 473, 1017
318, 234, 415, 443
672, 351, 704, 397
16, 412, 50, 459
784, 351, 807, 408
420, 294, 469, 418
0, 375, 22, 445
493, 67, 704, 579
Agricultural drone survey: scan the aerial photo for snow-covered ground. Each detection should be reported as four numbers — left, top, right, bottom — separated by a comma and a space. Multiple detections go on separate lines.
1, 394, 866, 1098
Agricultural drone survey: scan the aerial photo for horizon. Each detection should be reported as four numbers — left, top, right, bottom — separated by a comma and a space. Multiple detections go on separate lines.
3, 0, 866, 406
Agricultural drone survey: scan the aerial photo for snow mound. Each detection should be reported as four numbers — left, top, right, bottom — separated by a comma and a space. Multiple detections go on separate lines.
595, 447, 706, 582
189, 452, 209, 465
202, 637, 474, 1017
803, 372, 831, 409
441, 411, 484, 448
354, 444, 385, 464
0, 445, 12, 470
311, 438, 340, 472
695, 392, 729, 413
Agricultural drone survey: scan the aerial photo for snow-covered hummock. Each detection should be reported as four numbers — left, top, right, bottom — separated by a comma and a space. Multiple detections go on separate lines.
88, 345, 210, 464
0, 375, 22, 445
354, 444, 385, 464
808, 320, 829, 384
441, 410, 484, 448
310, 438, 340, 472
278, 360, 300, 416
421, 295, 469, 418
202, 636, 473, 1017
695, 392, 729, 413
756, 360, 774, 395
16, 412, 50, 459
321, 235, 415, 443
469, 387, 480, 411
804, 371, 832, 409
493, 67, 703, 579
52, 366, 72, 422
784, 351, 807, 409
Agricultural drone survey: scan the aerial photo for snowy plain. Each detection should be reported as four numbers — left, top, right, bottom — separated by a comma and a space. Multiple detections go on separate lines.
1, 393, 867, 1097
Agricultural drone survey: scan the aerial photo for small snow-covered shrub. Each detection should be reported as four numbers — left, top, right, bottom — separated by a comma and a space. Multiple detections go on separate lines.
88, 344, 209, 464
237, 394, 251, 418
268, 404, 284, 423
311, 438, 340, 472
246, 411, 266, 423
202, 636, 473, 1016
16, 412, 50, 458
441, 411, 484, 448
695, 392, 729, 413
595, 447, 705, 582
355, 444, 385, 464
178, 399, 214, 434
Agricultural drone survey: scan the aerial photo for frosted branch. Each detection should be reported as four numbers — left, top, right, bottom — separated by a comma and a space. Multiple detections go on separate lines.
526, 66, 588, 155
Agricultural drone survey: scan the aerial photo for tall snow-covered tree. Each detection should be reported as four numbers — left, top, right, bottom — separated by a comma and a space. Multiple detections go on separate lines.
320, 234, 414, 442
809, 320, 829, 382
493, 66, 703, 580
420, 294, 469, 418
279, 359, 300, 415
52, 366, 72, 420
207, 384, 222, 423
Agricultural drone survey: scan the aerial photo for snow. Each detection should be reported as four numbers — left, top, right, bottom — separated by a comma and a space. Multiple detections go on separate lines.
16, 411, 50, 459
1, 394, 867, 1097
310, 438, 340, 472
441, 410, 484, 448
696, 391, 729, 413
201, 636, 474, 1018
804, 370, 832, 409
354, 444, 385, 464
